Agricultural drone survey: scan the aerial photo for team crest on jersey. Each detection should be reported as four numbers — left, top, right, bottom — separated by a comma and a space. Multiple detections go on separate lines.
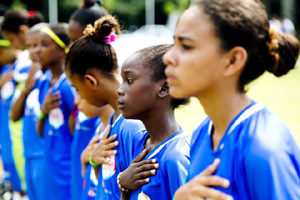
49, 108, 64, 129
1, 81, 14, 100
26, 89, 40, 116
102, 155, 116, 180
138, 192, 150, 200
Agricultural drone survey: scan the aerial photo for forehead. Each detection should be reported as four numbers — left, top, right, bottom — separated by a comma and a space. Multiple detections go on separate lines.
122, 54, 147, 73
27, 33, 40, 43
175, 6, 215, 41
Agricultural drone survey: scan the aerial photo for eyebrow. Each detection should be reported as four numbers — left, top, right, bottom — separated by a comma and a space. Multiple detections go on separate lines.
123, 69, 135, 75
174, 35, 195, 42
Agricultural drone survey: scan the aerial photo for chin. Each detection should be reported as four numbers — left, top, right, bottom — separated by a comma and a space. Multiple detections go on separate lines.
170, 87, 190, 99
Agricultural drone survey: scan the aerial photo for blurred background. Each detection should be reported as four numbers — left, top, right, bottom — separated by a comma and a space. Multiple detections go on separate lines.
0, 0, 299, 144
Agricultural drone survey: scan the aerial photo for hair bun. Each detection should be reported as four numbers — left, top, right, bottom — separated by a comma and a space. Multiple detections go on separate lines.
83, 15, 120, 43
266, 29, 299, 77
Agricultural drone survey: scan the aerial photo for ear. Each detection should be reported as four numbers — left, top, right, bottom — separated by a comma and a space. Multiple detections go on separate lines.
84, 74, 98, 88
19, 25, 29, 34
223, 46, 248, 77
158, 80, 170, 98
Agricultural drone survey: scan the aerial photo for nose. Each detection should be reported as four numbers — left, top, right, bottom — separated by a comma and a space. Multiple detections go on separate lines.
117, 84, 124, 97
162, 47, 176, 66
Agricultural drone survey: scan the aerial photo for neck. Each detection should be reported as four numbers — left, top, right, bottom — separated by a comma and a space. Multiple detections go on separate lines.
49, 60, 64, 79
143, 107, 179, 150
106, 74, 122, 121
98, 105, 114, 127
198, 88, 251, 149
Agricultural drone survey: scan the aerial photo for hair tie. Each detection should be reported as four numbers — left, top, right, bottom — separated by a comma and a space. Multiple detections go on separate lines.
28, 11, 35, 17
104, 33, 116, 45
41, 27, 69, 54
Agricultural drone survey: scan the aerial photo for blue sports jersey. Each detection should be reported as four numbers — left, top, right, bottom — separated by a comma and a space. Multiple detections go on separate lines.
96, 113, 144, 200
23, 70, 51, 158
188, 102, 300, 200
129, 129, 190, 200
39, 73, 76, 200
0, 64, 16, 165
81, 121, 104, 200
71, 111, 100, 200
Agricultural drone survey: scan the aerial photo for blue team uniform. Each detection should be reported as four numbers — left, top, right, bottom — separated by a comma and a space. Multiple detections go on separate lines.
130, 129, 190, 200
188, 102, 300, 200
71, 111, 99, 200
23, 70, 51, 200
81, 120, 104, 200
0, 52, 31, 191
39, 73, 76, 200
0, 64, 22, 191
96, 113, 144, 200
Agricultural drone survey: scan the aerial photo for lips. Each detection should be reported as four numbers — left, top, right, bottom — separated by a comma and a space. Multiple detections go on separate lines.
117, 99, 125, 110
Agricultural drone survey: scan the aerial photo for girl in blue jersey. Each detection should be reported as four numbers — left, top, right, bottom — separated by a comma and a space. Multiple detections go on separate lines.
10, 23, 49, 200
1, 10, 43, 198
76, 95, 113, 200
64, 16, 144, 200
67, 3, 108, 199
117, 44, 190, 200
0, 38, 26, 197
163, 0, 300, 199
35, 24, 75, 200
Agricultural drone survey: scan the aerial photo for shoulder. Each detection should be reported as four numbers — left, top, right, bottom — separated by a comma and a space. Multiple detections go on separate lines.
119, 117, 145, 135
162, 133, 191, 168
190, 117, 211, 151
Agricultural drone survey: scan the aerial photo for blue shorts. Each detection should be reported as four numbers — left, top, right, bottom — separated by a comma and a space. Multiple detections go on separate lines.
25, 157, 46, 200
3, 162, 22, 191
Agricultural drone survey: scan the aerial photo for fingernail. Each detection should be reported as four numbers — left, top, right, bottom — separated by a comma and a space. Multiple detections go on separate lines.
152, 159, 156, 163
150, 170, 156, 174
225, 196, 233, 200
145, 178, 150, 182
154, 164, 159, 168
223, 180, 230, 187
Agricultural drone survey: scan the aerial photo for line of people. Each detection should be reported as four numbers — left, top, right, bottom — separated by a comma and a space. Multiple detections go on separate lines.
0, 0, 299, 200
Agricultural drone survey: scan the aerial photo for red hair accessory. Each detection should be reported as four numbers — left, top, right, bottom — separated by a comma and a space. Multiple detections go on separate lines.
28, 11, 35, 17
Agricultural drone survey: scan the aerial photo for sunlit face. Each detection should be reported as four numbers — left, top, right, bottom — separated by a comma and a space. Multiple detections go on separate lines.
118, 54, 159, 120
2, 30, 26, 50
36, 33, 64, 67
74, 94, 103, 118
68, 20, 84, 45
26, 33, 40, 63
66, 70, 108, 107
163, 6, 228, 99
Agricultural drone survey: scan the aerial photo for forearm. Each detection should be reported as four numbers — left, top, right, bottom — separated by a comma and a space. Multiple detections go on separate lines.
10, 91, 28, 121
37, 118, 45, 137
93, 166, 100, 178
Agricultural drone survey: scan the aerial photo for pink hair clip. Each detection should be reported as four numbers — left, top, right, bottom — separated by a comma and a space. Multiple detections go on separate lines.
28, 11, 35, 17
104, 33, 116, 45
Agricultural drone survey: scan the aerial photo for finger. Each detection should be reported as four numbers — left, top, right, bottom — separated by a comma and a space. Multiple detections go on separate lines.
102, 150, 117, 157
135, 168, 158, 178
90, 136, 101, 144
102, 134, 117, 144
100, 125, 111, 140
197, 176, 230, 188
136, 163, 159, 173
134, 178, 151, 187
200, 158, 220, 176
49, 101, 61, 110
97, 157, 113, 165
136, 159, 157, 167
53, 90, 61, 98
50, 94, 61, 102
132, 149, 148, 163
104, 141, 119, 150
46, 87, 53, 95
196, 186, 233, 200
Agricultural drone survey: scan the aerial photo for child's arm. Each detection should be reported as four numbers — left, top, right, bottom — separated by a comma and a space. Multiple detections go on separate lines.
118, 149, 159, 196
0, 70, 12, 89
11, 64, 40, 121
81, 135, 101, 177
174, 159, 232, 200
89, 125, 118, 178
36, 88, 61, 137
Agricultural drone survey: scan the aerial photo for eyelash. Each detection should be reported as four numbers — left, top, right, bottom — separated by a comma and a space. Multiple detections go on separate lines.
182, 44, 192, 50
126, 78, 133, 84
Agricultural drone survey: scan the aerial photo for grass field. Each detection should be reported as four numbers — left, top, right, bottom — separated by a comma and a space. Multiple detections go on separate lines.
175, 60, 300, 145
